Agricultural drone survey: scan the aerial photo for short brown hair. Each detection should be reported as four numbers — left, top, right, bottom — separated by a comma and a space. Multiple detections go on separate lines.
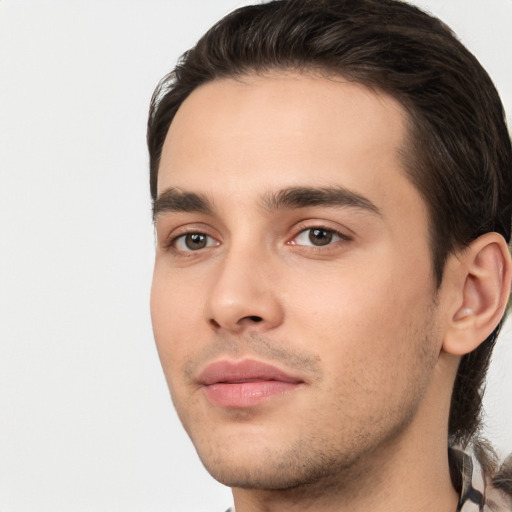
147, 0, 512, 447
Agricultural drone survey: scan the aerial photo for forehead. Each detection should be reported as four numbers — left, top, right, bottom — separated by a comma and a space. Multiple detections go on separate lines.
158, 72, 421, 220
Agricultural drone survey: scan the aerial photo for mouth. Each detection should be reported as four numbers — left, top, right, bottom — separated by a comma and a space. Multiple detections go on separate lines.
197, 358, 305, 408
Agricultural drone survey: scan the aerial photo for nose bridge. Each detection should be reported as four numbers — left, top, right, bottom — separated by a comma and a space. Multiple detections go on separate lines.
204, 238, 283, 332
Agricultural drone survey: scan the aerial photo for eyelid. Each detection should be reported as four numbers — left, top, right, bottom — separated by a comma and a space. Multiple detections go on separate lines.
173, 232, 219, 252
291, 229, 342, 247
287, 221, 354, 246
159, 222, 221, 251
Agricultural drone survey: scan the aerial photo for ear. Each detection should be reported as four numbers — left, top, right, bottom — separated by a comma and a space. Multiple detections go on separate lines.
442, 233, 512, 356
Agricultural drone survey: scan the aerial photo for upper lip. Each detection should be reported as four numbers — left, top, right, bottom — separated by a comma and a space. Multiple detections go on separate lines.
197, 358, 305, 385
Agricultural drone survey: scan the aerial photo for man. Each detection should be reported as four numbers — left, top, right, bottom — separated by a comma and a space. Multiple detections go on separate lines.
147, 0, 512, 510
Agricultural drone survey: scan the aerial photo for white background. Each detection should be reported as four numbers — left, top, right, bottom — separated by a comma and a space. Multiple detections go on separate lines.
0, 1, 511, 511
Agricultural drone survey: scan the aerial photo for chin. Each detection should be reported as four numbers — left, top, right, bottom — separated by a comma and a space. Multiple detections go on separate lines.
192, 428, 370, 492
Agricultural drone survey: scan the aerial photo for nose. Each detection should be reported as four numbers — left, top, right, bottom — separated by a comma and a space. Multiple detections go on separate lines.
204, 247, 284, 334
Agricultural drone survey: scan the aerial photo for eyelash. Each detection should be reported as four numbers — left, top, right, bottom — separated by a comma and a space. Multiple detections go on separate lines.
163, 225, 351, 255
163, 228, 219, 253
173, 232, 218, 252
288, 226, 352, 249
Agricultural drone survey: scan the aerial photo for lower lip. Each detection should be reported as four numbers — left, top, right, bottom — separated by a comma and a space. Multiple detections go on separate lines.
202, 381, 300, 408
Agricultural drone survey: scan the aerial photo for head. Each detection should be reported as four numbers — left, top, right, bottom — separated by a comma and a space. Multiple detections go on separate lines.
148, 0, 512, 491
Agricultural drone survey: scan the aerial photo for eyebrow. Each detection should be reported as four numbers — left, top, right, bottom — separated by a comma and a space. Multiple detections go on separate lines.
262, 186, 381, 216
153, 185, 381, 221
153, 187, 214, 220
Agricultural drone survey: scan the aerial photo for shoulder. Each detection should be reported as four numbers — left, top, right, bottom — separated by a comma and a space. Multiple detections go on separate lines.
487, 454, 512, 511
450, 446, 512, 511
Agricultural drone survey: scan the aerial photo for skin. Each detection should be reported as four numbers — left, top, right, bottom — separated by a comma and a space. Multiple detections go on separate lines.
151, 73, 463, 512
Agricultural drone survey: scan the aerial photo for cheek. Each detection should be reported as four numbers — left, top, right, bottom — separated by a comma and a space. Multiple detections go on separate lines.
150, 263, 205, 372
285, 253, 435, 368
298, 275, 438, 432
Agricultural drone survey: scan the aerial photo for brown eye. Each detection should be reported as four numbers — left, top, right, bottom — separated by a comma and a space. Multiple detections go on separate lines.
308, 228, 333, 246
174, 232, 217, 251
185, 233, 207, 250
292, 227, 345, 247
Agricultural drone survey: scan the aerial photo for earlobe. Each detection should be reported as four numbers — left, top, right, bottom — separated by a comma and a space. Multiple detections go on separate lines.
442, 233, 512, 356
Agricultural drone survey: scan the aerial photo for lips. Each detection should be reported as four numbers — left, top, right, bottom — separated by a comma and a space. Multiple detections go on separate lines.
198, 359, 304, 408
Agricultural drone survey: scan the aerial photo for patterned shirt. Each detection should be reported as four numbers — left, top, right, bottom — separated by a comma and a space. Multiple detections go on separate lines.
451, 447, 511, 511
223, 447, 512, 512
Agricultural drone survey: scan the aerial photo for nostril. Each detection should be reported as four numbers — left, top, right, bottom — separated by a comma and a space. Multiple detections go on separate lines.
246, 315, 263, 323
209, 319, 221, 329
208, 315, 263, 330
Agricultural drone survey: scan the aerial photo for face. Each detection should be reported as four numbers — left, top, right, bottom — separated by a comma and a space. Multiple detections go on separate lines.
151, 73, 444, 492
